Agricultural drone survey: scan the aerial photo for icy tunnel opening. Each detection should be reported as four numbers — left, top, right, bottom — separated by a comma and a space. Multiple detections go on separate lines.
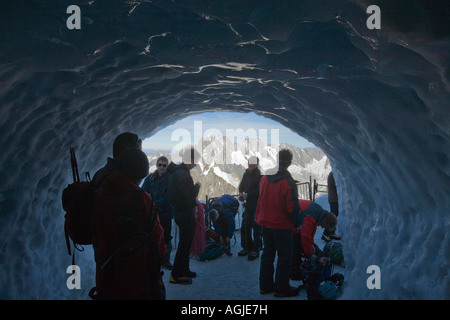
0, 0, 449, 300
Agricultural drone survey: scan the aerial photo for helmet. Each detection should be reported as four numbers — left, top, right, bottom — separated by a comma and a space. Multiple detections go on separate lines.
323, 241, 344, 265
319, 281, 337, 300
330, 273, 344, 287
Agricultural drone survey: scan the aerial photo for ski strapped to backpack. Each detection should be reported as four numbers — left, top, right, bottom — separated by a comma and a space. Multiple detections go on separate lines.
61, 147, 95, 264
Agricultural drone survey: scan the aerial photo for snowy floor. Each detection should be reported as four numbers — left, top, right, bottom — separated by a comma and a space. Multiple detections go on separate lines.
163, 207, 345, 300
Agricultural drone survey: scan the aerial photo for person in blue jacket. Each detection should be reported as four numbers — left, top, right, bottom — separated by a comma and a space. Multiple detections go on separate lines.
210, 195, 240, 254
142, 156, 174, 270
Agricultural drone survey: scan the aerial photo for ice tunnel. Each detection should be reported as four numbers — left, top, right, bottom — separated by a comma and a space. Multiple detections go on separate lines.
0, 0, 449, 299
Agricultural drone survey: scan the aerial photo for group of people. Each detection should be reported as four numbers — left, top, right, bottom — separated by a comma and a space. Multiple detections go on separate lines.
236, 150, 341, 297
90, 132, 202, 299
89, 132, 341, 299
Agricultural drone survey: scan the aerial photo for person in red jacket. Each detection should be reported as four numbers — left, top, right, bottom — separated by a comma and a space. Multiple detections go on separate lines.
255, 149, 301, 298
91, 148, 166, 300
291, 200, 337, 280
299, 199, 337, 257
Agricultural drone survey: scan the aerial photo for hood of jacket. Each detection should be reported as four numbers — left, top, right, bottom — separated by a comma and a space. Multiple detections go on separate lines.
265, 166, 295, 184
166, 162, 178, 174
166, 162, 190, 174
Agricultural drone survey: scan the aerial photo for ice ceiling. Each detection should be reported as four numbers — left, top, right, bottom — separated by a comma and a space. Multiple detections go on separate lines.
0, 0, 449, 299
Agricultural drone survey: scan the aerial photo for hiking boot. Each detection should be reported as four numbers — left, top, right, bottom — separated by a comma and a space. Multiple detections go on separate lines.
169, 275, 192, 285
248, 250, 260, 261
321, 234, 332, 242
274, 286, 300, 298
330, 233, 341, 240
238, 249, 249, 256
187, 270, 197, 278
259, 286, 274, 294
162, 260, 173, 270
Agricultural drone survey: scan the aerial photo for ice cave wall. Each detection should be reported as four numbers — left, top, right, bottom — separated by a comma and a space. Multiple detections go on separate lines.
0, 0, 449, 299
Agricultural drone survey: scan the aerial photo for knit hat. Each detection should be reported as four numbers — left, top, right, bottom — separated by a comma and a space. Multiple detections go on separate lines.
117, 148, 149, 182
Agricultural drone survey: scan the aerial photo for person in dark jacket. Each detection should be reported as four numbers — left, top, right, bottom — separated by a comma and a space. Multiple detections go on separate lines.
142, 156, 174, 270
322, 171, 341, 241
90, 132, 144, 297
255, 149, 301, 298
166, 147, 201, 285
91, 148, 166, 300
238, 156, 262, 260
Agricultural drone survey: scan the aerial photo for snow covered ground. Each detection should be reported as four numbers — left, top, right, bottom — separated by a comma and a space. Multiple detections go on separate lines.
164, 195, 345, 300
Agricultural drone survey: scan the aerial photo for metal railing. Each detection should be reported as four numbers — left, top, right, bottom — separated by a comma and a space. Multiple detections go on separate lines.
296, 176, 328, 201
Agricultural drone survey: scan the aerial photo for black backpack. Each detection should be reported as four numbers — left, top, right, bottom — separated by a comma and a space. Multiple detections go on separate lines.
61, 148, 95, 259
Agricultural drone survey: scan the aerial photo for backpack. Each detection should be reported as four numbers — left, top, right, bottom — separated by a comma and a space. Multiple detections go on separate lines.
190, 200, 207, 256
166, 164, 191, 210
61, 148, 95, 257
62, 181, 94, 246
198, 239, 226, 261
218, 195, 239, 214
323, 241, 344, 265
301, 255, 344, 300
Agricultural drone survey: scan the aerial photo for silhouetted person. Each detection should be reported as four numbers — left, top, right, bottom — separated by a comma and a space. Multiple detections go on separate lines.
166, 147, 201, 285
142, 156, 174, 269
91, 148, 166, 300
238, 156, 262, 260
